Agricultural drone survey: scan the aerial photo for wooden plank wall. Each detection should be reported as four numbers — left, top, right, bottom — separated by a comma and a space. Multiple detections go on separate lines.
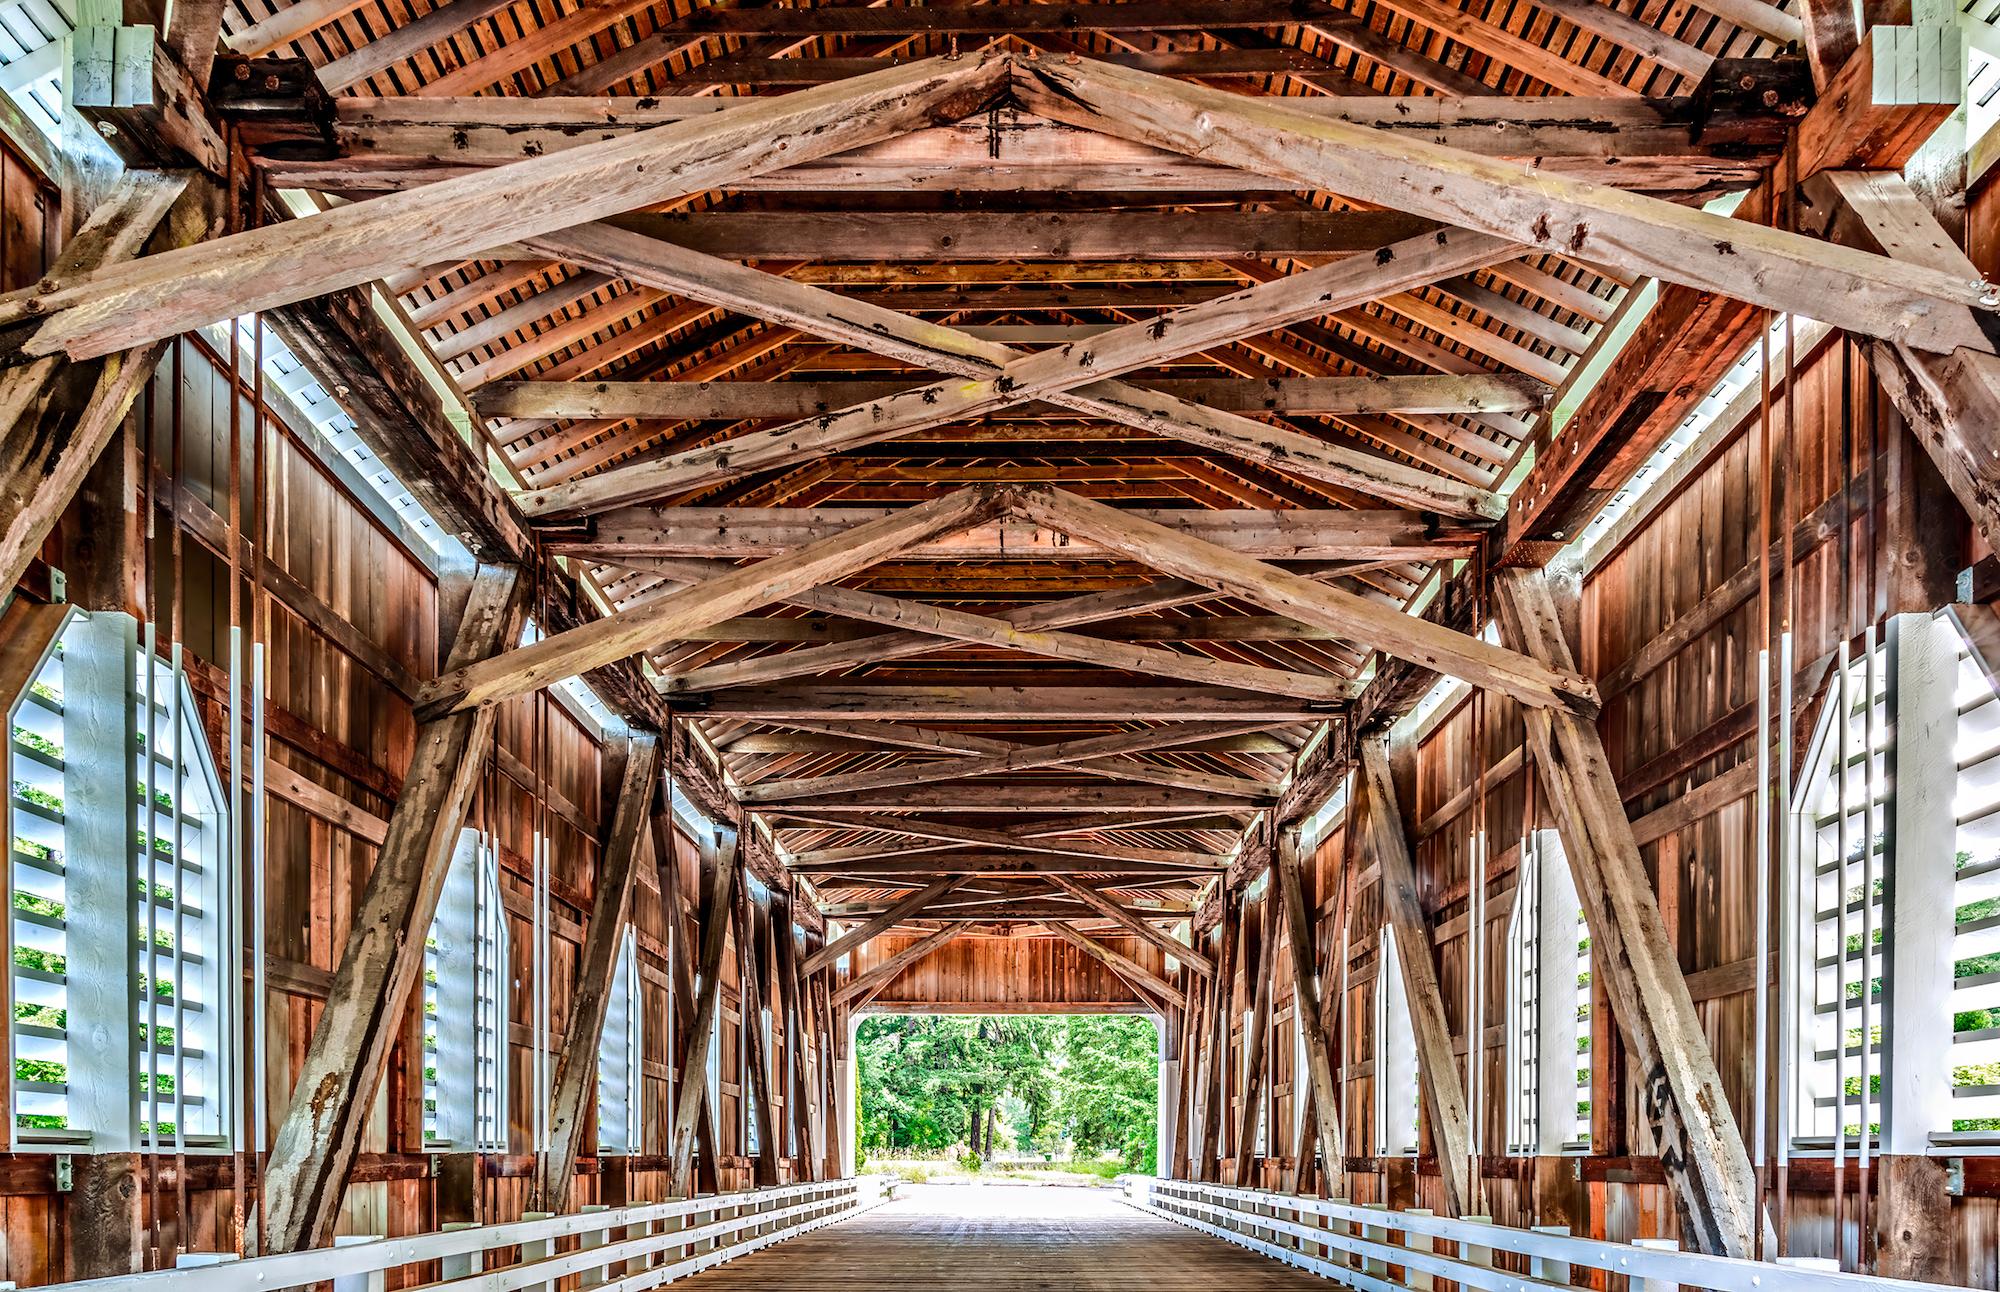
856, 930, 1163, 1015
0, 159, 808, 1273
1258, 324, 1995, 1278
0, 134, 56, 295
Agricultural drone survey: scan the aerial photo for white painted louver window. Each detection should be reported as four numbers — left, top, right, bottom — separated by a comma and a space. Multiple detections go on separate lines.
1570, 908, 1593, 1149
596, 926, 643, 1154
424, 831, 509, 1152
1793, 639, 1891, 1147
8, 610, 233, 1152
1503, 870, 1540, 1155
1943, 623, 2000, 1145
1373, 927, 1419, 1156
1503, 829, 1589, 1155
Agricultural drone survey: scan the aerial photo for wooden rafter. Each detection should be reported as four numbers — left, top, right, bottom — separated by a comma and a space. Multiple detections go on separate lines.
415, 485, 1008, 714
1015, 486, 1597, 712
802, 875, 969, 975
9, 54, 1012, 359
513, 221, 1508, 518
833, 925, 966, 1009
1013, 55, 1995, 352
741, 722, 1287, 805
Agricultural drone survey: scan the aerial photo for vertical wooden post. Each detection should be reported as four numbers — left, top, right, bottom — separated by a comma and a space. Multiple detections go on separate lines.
775, 889, 821, 1181
64, 1154, 144, 1281
1356, 736, 1479, 1216
654, 805, 721, 1194
1876, 611, 1958, 1282
1234, 873, 1279, 1185
1177, 962, 1208, 1179
529, 733, 661, 1213
738, 881, 781, 1186
261, 566, 526, 1253
813, 960, 844, 1178
1276, 826, 1346, 1195
1493, 567, 1762, 1258
1196, 895, 1237, 1180
1160, 996, 1185, 1178
669, 826, 740, 1196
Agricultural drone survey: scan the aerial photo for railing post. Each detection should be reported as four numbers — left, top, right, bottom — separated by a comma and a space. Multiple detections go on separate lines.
1402, 1207, 1434, 1291
1530, 1224, 1572, 1284
1632, 1236, 1678, 1292
578, 1204, 609, 1287
1361, 1202, 1388, 1277
439, 1222, 482, 1281
1459, 1214, 1493, 1270
330, 1236, 385, 1292
519, 1211, 554, 1292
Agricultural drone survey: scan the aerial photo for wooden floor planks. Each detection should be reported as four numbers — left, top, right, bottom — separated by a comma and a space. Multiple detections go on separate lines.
678, 1184, 1329, 1290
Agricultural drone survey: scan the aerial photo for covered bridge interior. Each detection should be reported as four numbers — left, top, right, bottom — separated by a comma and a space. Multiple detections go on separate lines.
1, 0, 1999, 1288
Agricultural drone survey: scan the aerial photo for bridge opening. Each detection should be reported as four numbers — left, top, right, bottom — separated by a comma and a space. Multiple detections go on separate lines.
852, 1012, 1161, 1187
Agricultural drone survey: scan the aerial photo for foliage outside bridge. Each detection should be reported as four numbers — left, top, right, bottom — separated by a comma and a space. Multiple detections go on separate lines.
856, 1014, 1160, 1176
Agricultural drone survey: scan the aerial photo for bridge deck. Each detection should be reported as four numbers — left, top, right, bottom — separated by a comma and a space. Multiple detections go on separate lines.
680, 1183, 1325, 1290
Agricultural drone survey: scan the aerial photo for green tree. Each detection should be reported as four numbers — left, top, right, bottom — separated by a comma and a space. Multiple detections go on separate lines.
856, 1013, 1157, 1170
857, 1016, 1058, 1157
1056, 1015, 1159, 1171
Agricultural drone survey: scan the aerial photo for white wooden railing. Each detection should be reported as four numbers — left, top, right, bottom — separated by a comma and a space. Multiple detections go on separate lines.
44, 1176, 887, 1292
1127, 1176, 1965, 1292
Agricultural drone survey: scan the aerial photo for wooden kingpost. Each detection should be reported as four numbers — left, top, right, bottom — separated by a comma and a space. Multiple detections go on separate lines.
1280, 824, 1344, 1200
529, 732, 661, 1214
669, 825, 741, 1196
1356, 735, 1479, 1217
1493, 567, 1762, 1258
261, 566, 529, 1253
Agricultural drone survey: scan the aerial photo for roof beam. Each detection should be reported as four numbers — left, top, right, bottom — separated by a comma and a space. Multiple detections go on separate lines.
519, 223, 1510, 515
8, 54, 1010, 359
801, 874, 968, 975
632, 567, 1224, 693
1016, 486, 1596, 712
661, 580, 1352, 703
1503, 25, 1963, 561
733, 713, 1272, 798
1013, 54, 1995, 353
414, 486, 1006, 715
292, 108, 1770, 196
481, 373, 1548, 423
520, 222, 1514, 517
1805, 169, 2000, 559
1045, 874, 1213, 976
560, 506, 1478, 564
699, 686, 1329, 725
775, 811, 1229, 869
648, 0, 1405, 35
797, 854, 1231, 878
741, 721, 1286, 804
